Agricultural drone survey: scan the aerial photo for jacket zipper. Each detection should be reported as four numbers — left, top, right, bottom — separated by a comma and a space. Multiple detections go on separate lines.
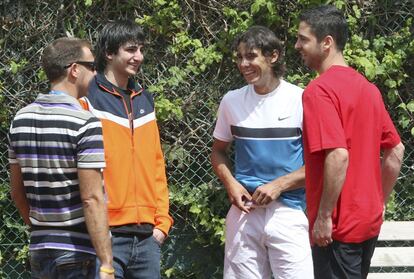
98, 83, 144, 224
116, 92, 134, 146
129, 94, 134, 142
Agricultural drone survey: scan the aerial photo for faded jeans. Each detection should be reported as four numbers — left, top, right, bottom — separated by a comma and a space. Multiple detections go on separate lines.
30, 249, 96, 279
96, 234, 161, 279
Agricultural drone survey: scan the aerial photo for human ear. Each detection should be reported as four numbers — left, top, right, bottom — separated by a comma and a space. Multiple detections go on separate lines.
67, 63, 80, 79
322, 35, 334, 51
106, 52, 113, 61
270, 50, 279, 64
62, 63, 81, 83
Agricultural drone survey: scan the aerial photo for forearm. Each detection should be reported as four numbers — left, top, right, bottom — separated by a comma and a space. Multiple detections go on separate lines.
382, 142, 404, 203
211, 148, 238, 190
78, 169, 112, 268
11, 190, 31, 226
10, 163, 31, 226
154, 185, 173, 236
12, 194, 32, 226
154, 144, 173, 235
268, 165, 305, 192
211, 139, 253, 211
83, 197, 113, 267
318, 148, 349, 218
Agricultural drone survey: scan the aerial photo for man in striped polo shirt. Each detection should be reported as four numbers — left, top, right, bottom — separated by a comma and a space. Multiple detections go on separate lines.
8, 37, 114, 278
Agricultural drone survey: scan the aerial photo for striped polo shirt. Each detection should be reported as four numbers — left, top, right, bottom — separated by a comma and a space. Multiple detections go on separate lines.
8, 92, 105, 255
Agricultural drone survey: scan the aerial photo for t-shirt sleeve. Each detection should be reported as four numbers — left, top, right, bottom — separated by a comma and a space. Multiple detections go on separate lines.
76, 117, 106, 169
303, 83, 347, 153
213, 95, 233, 142
7, 125, 18, 164
380, 104, 401, 149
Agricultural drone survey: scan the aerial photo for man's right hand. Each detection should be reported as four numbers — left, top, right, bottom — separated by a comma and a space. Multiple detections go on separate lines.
226, 182, 253, 213
211, 139, 253, 213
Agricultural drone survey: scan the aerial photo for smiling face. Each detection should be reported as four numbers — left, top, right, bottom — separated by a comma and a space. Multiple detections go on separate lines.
107, 42, 144, 78
236, 42, 278, 91
295, 21, 325, 72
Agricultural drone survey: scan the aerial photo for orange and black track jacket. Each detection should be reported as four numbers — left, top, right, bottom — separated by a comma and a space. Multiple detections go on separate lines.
79, 73, 173, 235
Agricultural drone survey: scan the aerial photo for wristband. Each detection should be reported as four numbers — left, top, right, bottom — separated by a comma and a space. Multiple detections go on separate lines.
100, 266, 115, 274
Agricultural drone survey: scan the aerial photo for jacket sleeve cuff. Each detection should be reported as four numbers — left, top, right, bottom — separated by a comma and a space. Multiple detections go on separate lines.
155, 215, 174, 236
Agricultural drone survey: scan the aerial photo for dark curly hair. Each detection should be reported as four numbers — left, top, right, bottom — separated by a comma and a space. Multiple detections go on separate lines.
232, 25, 285, 78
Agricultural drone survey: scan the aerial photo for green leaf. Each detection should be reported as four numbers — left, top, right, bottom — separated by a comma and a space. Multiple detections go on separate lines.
398, 103, 407, 111
9, 59, 28, 74
352, 5, 361, 19
354, 57, 376, 79
333, 0, 346, 9
266, 1, 275, 14
251, 0, 261, 14
164, 268, 174, 278
387, 89, 399, 104
384, 79, 397, 89
399, 115, 410, 128
36, 69, 47, 82
189, 204, 201, 214
10, 61, 19, 74
406, 101, 414, 113
156, 0, 167, 6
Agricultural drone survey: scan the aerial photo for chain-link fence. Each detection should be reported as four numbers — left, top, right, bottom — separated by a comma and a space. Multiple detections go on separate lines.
1, 0, 413, 278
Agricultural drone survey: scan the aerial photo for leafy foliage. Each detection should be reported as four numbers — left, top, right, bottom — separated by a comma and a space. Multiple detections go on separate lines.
0, 0, 412, 278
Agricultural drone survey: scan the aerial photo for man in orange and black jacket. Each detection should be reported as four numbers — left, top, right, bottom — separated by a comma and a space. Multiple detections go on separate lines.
79, 20, 173, 279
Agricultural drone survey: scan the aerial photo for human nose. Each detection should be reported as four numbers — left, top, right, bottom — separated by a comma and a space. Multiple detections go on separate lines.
238, 57, 249, 67
294, 39, 300, 50
134, 49, 143, 61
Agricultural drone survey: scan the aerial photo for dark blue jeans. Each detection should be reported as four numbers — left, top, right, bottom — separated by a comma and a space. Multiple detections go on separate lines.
98, 234, 161, 279
30, 249, 96, 279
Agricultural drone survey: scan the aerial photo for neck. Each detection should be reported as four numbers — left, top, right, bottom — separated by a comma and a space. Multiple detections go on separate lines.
254, 77, 280, 95
50, 82, 77, 98
104, 69, 129, 89
317, 51, 347, 74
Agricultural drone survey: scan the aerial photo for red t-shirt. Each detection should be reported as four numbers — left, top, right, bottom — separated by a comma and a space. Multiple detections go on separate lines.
303, 65, 401, 243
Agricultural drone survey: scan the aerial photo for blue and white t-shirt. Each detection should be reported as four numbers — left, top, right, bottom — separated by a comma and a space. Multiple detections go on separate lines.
213, 80, 305, 210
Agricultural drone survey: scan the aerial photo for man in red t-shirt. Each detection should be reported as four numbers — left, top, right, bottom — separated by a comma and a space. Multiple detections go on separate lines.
295, 5, 405, 279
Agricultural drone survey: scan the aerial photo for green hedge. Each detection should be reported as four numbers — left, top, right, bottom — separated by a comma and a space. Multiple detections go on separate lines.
0, 0, 412, 278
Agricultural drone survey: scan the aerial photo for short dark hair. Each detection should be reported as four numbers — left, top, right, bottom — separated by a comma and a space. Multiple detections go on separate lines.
95, 20, 145, 72
232, 25, 285, 78
299, 5, 348, 51
41, 37, 91, 83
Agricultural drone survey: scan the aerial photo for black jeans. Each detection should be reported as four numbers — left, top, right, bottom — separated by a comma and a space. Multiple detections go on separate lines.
312, 236, 378, 279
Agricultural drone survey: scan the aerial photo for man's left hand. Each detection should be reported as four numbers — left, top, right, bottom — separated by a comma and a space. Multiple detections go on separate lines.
251, 181, 282, 206
153, 228, 166, 245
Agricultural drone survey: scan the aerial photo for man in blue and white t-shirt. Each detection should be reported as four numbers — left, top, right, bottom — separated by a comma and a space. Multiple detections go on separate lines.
211, 26, 313, 279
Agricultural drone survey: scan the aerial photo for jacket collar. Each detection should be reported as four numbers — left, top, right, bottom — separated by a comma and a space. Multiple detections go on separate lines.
95, 72, 143, 96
